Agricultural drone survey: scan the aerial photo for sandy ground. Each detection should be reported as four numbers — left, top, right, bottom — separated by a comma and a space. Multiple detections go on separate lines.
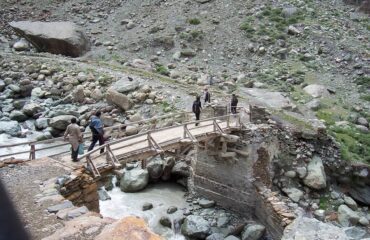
0, 158, 68, 239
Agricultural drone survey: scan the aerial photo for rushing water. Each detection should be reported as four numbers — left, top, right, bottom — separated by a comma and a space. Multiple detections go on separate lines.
100, 178, 188, 240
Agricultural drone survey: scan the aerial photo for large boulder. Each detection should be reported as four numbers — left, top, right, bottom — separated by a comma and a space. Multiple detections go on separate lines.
120, 168, 149, 193
147, 157, 164, 181
337, 205, 360, 227
0, 121, 21, 136
303, 84, 329, 98
241, 224, 266, 240
171, 161, 190, 177
9, 21, 90, 57
23, 103, 42, 116
49, 115, 75, 130
9, 110, 28, 122
95, 216, 162, 240
181, 215, 211, 239
282, 216, 349, 240
73, 85, 85, 103
303, 156, 327, 190
106, 88, 131, 111
282, 188, 304, 203
111, 79, 139, 94
349, 185, 370, 206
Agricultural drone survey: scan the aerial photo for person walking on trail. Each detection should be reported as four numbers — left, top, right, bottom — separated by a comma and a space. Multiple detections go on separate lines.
192, 96, 202, 126
231, 94, 238, 114
88, 111, 105, 153
64, 118, 83, 162
204, 87, 211, 104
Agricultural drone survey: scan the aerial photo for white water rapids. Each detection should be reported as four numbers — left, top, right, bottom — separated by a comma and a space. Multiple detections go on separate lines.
100, 178, 188, 240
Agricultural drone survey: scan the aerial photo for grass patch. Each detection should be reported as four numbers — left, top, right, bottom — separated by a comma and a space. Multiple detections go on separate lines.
241, 5, 305, 42
179, 30, 204, 41
155, 64, 170, 76
355, 76, 370, 91
273, 110, 315, 131
316, 110, 336, 125
188, 18, 201, 25
360, 94, 370, 102
319, 196, 329, 210
330, 126, 370, 163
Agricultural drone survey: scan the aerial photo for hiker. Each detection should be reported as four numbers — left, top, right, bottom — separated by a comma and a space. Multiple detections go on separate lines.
231, 94, 238, 114
192, 96, 202, 126
64, 118, 83, 162
88, 111, 105, 153
204, 87, 211, 104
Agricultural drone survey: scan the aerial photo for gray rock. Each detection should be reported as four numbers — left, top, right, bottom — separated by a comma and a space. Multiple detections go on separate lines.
338, 204, 360, 227
167, 206, 178, 214
159, 216, 172, 228
225, 236, 240, 240
357, 117, 369, 127
216, 216, 230, 228
287, 25, 300, 35
13, 39, 29, 51
10, 110, 28, 122
171, 161, 190, 177
0, 80, 5, 92
98, 189, 111, 201
199, 199, 215, 208
313, 209, 325, 221
282, 7, 297, 18
120, 168, 149, 192
31, 87, 46, 98
283, 188, 304, 203
49, 115, 75, 130
142, 202, 153, 211
241, 224, 266, 240
206, 233, 224, 240
111, 79, 139, 94
67, 206, 88, 219
284, 171, 296, 178
282, 217, 349, 240
23, 103, 42, 116
47, 200, 74, 213
181, 215, 211, 239
303, 156, 326, 190
296, 167, 307, 178
9, 21, 90, 57
35, 118, 49, 130
195, 0, 212, 3
349, 185, 370, 205
303, 84, 329, 98
147, 158, 164, 181
343, 196, 357, 211
355, 124, 369, 133
0, 121, 21, 136
19, 84, 33, 97
73, 85, 85, 103
344, 227, 366, 239
359, 217, 369, 226
106, 88, 131, 111
306, 99, 321, 111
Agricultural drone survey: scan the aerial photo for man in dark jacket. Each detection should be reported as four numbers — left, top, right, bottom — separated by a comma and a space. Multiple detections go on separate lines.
231, 94, 238, 114
192, 96, 202, 126
88, 111, 105, 153
204, 87, 210, 104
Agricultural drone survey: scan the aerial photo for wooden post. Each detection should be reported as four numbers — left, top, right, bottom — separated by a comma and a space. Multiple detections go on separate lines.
29, 144, 36, 160
227, 115, 230, 128
183, 124, 187, 138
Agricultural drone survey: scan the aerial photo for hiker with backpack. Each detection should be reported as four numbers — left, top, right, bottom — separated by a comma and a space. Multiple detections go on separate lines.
88, 111, 105, 153
192, 96, 202, 126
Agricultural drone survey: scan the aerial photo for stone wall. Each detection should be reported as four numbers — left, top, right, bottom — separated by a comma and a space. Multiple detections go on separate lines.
191, 124, 282, 224
60, 168, 100, 212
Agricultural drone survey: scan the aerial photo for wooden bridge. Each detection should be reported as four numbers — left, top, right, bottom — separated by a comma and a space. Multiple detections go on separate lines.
0, 106, 249, 178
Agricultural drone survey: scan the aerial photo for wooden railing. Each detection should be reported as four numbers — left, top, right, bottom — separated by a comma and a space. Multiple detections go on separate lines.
0, 105, 250, 161
79, 113, 243, 177
0, 111, 192, 160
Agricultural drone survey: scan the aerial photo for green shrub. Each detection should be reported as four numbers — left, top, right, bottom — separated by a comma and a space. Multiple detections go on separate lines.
189, 18, 201, 25
155, 65, 170, 76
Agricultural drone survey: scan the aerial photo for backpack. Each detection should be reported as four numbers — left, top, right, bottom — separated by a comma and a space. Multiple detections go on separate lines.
193, 101, 201, 113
